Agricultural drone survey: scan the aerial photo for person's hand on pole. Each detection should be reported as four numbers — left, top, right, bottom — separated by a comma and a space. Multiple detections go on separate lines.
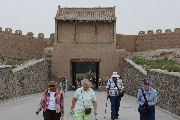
107, 93, 109, 99
119, 89, 123, 94
71, 106, 74, 113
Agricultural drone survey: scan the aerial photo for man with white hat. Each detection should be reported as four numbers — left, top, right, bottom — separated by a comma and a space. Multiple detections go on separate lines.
106, 72, 124, 120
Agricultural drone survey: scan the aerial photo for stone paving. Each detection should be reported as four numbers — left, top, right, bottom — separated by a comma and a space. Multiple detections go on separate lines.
0, 91, 179, 120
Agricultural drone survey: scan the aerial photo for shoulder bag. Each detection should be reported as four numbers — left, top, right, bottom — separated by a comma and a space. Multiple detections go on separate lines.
138, 88, 152, 114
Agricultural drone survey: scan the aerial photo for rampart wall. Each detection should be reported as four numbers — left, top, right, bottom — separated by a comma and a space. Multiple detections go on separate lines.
116, 34, 137, 52
0, 27, 55, 60
116, 28, 180, 52
136, 28, 180, 51
0, 59, 51, 102
123, 59, 180, 116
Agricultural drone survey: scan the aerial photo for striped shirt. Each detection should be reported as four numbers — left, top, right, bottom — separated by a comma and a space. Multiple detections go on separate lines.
106, 78, 124, 96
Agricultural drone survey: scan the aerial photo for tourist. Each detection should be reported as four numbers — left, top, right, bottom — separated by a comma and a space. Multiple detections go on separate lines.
70, 79, 97, 120
60, 77, 67, 94
137, 78, 157, 120
106, 72, 124, 120
36, 81, 64, 120
77, 76, 83, 87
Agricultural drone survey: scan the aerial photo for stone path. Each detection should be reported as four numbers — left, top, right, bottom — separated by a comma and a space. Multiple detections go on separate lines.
0, 91, 179, 120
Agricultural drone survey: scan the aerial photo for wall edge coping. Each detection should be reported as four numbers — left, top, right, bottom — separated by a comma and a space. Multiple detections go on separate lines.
148, 69, 180, 77
0, 65, 12, 69
12, 59, 46, 73
125, 59, 147, 75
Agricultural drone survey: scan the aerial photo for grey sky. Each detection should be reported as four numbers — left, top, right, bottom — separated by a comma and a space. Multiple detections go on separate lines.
0, 0, 180, 37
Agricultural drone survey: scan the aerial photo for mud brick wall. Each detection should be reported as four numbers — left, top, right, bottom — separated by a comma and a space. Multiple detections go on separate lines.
137, 28, 180, 51
0, 27, 54, 60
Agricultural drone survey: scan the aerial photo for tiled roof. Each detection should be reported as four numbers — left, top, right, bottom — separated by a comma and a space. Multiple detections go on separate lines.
56, 6, 116, 22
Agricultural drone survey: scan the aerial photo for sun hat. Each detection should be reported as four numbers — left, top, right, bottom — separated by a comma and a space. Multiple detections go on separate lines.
111, 72, 120, 78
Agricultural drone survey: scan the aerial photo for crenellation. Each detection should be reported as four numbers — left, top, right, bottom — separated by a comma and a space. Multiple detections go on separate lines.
58, 5, 61, 9
49, 33, 55, 46
165, 29, 172, 33
15, 30, 22, 35
0, 27, 50, 38
136, 28, 180, 51
38, 33, 44, 39
5, 28, 12, 33
174, 28, 180, 33
138, 31, 145, 35
27, 32, 34, 38
147, 30, 154, 34
50, 33, 55, 39
0, 27, 52, 59
156, 29, 162, 34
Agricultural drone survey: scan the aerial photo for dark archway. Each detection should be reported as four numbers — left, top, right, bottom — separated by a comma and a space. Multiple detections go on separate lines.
71, 59, 100, 89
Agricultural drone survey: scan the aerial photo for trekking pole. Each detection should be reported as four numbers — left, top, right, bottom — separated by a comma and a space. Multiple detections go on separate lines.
104, 97, 108, 119
95, 115, 97, 120
68, 111, 74, 120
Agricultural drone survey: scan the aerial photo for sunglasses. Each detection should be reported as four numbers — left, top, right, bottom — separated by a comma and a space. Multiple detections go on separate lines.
49, 85, 55, 87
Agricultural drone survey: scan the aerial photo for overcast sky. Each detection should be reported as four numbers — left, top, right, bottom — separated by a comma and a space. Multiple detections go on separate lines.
0, 0, 180, 37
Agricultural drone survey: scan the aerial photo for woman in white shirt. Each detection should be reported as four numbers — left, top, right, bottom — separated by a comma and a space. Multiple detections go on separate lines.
36, 81, 64, 120
71, 79, 97, 120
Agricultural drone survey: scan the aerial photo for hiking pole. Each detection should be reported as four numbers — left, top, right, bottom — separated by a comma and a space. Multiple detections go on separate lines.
95, 115, 97, 120
104, 97, 108, 119
68, 111, 74, 120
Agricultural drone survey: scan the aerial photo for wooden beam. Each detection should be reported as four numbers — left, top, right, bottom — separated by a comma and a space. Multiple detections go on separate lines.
112, 22, 114, 42
94, 22, 97, 43
74, 23, 77, 43
71, 58, 101, 62
57, 20, 59, 43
